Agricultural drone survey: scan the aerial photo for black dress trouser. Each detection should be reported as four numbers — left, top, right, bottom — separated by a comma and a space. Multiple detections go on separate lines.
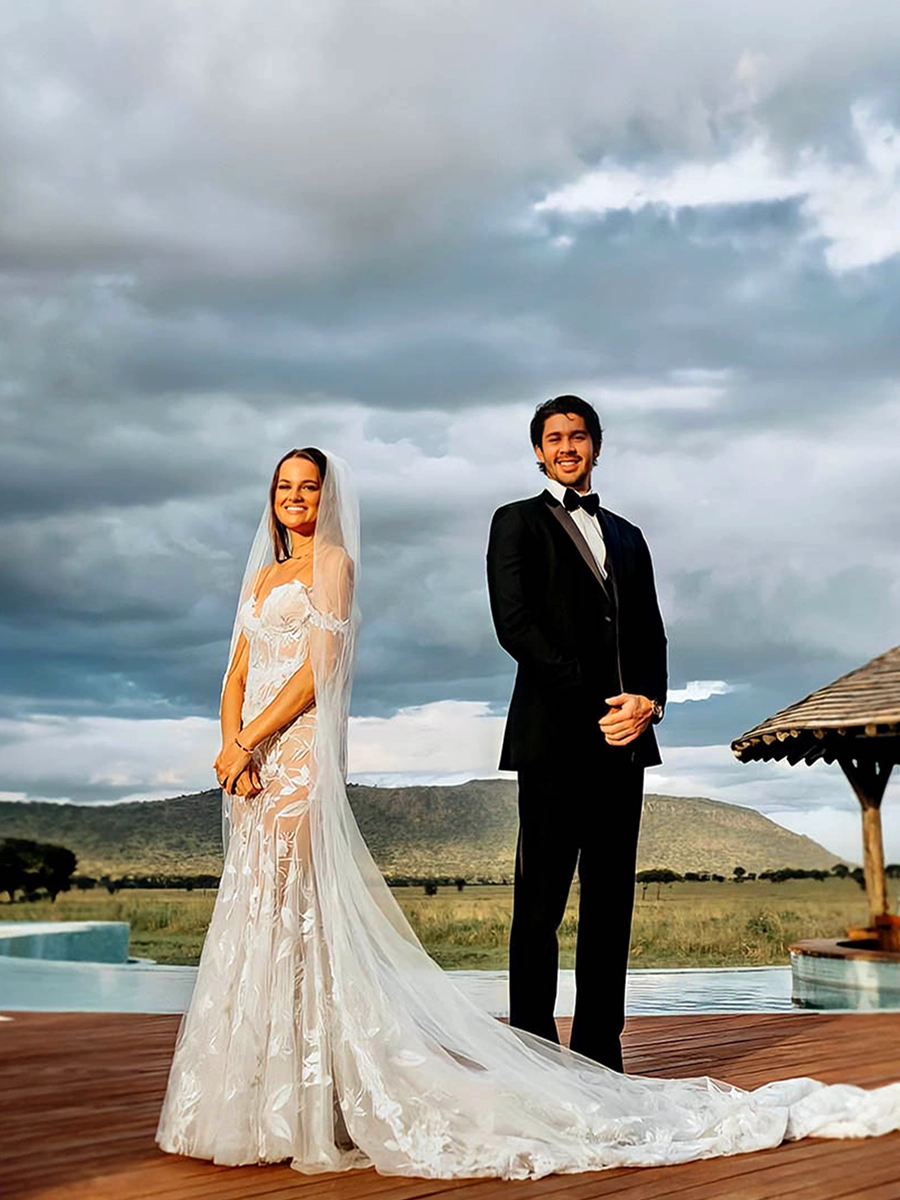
508, 750, 644, 1073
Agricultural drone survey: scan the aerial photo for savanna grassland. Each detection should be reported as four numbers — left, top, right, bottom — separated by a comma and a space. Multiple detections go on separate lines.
1, 878, 872, 970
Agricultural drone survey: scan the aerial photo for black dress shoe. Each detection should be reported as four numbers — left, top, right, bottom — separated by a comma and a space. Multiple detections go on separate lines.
568, 1041, 624, 1073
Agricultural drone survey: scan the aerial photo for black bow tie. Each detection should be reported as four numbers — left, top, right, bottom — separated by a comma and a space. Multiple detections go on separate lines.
563, 488, 600, 517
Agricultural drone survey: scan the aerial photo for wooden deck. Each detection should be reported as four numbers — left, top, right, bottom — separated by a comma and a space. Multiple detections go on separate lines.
2, 1010, 900, 1200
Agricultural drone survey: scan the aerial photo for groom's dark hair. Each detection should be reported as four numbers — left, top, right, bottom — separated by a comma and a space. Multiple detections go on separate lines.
530, 395, 603, 474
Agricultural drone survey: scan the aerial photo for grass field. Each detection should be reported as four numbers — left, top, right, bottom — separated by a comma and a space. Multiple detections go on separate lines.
0, 878, 874, 969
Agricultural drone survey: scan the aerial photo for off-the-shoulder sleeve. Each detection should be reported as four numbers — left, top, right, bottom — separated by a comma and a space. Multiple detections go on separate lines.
309, 605, 350, 632
310, 545, 354, 626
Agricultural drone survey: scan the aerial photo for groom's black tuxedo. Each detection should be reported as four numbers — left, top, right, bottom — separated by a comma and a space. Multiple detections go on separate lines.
488, 492, 667, 770
487, 488, 667, 1071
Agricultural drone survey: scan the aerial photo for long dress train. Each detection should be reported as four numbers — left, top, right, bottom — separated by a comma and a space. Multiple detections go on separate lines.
156, 458, 900, 1180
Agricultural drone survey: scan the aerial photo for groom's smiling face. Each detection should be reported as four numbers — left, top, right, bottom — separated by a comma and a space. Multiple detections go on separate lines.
535, 412, 596, 493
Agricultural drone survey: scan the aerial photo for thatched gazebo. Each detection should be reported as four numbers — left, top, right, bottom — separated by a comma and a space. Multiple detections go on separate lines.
732, 645, 900, 937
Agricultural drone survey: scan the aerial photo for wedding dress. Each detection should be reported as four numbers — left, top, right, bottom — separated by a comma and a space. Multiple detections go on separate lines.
156, 454, 900, 1179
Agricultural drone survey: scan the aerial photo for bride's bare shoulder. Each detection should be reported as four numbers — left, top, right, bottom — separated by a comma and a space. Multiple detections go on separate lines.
316, 544, 353, 574
251, 563, 277, 594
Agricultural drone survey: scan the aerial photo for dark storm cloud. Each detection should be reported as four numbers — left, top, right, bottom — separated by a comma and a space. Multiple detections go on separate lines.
9, 202, 900, 441
4, 0, 900, 275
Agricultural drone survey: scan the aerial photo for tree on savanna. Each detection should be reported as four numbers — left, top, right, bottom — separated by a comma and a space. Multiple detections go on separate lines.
0, 839, 32, 902
733, 866, 747, 882
0, 838, 78, 902
635, 868, 682, 900
38, 843, 78, 901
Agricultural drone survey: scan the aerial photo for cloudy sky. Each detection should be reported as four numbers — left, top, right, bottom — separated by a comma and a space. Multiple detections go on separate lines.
2, 0, 899, 862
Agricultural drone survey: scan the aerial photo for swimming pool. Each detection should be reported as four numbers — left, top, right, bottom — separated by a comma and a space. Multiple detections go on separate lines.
0, 955, 794, 1016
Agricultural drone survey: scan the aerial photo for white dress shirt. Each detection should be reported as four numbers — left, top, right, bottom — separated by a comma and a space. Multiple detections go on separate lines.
544, 474, 607, 578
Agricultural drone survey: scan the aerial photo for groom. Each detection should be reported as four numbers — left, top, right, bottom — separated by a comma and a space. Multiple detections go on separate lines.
486, 395, 667, 1073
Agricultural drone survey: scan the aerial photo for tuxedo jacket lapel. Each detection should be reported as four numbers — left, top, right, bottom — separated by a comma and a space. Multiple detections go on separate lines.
595, 507, 623, 606
542, 491, 613, 604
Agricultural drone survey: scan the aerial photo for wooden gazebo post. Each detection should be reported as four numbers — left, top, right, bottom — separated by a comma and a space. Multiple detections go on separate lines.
839, 756, 893, 926
732, 644, 900, 947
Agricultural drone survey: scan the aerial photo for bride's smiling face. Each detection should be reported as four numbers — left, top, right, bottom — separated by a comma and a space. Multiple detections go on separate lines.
275, 456, 322, 534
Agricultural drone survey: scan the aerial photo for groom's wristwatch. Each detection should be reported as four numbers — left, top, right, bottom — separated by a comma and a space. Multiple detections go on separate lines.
649, 698, 664, 724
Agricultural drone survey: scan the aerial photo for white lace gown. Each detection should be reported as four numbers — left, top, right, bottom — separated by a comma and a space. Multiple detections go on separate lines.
156, 577, 900, 1179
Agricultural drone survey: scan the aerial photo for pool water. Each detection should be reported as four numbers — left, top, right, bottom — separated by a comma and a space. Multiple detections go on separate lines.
459, 966, 794, 1017
0, 956, 794, 1017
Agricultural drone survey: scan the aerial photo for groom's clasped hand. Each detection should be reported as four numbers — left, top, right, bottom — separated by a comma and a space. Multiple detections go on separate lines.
599, 692, 656, 747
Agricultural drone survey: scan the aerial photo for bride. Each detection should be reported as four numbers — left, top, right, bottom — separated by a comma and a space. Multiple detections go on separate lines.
156, 447, 900, 1178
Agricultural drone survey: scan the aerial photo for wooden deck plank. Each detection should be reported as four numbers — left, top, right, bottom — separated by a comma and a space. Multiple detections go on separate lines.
1, 1010, 899, 1200
411, 1136, 868, 1200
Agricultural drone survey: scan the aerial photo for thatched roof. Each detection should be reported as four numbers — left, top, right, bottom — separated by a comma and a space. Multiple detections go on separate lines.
731, 644, 900, 766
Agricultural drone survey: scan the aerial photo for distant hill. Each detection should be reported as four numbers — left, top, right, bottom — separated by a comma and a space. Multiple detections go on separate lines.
0, 780, 849, 880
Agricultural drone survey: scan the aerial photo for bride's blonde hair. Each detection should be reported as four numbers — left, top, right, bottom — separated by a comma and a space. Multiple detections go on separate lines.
268, 446, 329, 562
